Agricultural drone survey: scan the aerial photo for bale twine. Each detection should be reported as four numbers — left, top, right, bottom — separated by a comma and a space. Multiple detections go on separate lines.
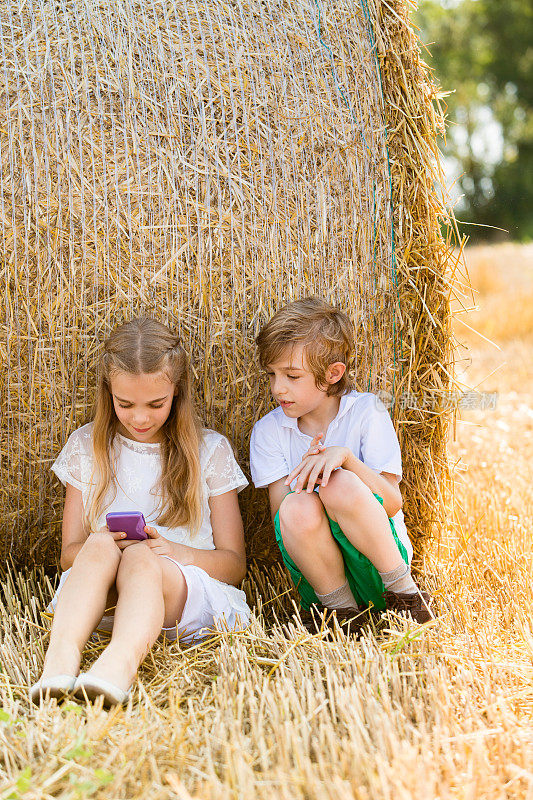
0, 0, 452, 568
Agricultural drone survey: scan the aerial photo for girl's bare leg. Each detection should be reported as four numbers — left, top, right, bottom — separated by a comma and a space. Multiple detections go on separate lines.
41, 534, 121, 680
84, 543, 187, 691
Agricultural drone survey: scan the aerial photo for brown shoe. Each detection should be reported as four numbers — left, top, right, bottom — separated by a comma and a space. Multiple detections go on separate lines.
382, 590, 434, 623
330, 604, 377, 637
299, 604, 375, 637
297, 604, 324, 634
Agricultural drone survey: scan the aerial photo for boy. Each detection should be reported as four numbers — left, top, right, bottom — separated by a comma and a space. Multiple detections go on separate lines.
249, 297, 433, 633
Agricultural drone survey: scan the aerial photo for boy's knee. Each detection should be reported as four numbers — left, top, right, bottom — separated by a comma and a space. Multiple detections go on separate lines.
278, 492, 325, 545
318, 468, 371, 512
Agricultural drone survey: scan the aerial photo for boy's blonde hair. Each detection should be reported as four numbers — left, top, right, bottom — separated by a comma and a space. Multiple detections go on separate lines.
86, 317, 203, 535
256, 297, 354, 397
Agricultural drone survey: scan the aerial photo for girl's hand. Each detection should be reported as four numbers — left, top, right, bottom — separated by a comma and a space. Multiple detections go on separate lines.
114, 525, 153, 550
94, 525, 129, 548
285, 446, 350, 493
143, 525, 191, 562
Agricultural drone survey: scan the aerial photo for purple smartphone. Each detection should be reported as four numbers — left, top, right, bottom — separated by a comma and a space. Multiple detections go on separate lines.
106, 511, 147, 541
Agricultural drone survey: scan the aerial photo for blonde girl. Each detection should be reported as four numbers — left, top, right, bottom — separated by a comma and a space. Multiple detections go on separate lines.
31, 317, 250, 706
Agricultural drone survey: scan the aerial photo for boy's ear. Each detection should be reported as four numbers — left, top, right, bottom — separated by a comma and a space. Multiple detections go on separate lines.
325, 362, 346, 385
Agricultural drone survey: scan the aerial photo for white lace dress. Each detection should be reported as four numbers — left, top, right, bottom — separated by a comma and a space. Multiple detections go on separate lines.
48, 423, 251, 642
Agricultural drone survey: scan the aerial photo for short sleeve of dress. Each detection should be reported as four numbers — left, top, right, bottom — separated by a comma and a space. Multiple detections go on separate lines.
359, 396, 403, 480
204, 434, 248, 497
51, 426, 92, 492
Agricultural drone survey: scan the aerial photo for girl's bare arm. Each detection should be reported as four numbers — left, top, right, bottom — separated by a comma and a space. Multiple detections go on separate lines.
163, 489, 247, 585
60, 483, 90, 570
59, 483, 125, 570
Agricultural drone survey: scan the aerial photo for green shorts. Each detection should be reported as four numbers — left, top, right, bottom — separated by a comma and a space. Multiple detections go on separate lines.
274, 492, 409, 611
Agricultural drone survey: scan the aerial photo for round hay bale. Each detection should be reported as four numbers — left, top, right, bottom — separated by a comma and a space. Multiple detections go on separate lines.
0, 0, 452, 568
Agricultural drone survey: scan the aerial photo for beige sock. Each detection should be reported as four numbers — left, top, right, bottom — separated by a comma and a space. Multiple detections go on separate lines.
315, 581, 358, 610
379, 563, 417, 594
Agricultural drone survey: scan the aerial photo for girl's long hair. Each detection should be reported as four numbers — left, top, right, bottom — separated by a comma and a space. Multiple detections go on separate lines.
85, 317, 203, 535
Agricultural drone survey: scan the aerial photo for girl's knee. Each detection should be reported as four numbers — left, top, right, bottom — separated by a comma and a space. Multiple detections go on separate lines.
318, 468, 371, 512
78, 532, 121, 568
116, 548, 162, 593
118, 542, 161, 579
278, 491, 325, 545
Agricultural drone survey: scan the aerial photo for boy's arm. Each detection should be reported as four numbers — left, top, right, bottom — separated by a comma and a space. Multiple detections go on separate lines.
250, 418, 291, 521
286, 446, 402, 517
267, 476, 291, 523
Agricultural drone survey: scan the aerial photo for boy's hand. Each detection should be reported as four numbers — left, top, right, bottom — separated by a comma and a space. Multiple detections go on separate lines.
302, 433, 326, 459
285, 446, 350, 493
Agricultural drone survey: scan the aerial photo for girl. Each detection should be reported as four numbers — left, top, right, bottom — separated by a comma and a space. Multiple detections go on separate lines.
31, 317, 250, 707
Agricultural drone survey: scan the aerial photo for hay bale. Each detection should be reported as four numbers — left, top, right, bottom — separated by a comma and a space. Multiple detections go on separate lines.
0, 0, 452, 568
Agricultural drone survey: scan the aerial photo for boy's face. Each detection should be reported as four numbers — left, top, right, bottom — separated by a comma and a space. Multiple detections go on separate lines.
265, 344, 343, 419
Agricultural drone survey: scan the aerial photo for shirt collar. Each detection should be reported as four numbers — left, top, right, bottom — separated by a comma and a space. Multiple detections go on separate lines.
279, 392, 358, 432
280, 413, 298, 429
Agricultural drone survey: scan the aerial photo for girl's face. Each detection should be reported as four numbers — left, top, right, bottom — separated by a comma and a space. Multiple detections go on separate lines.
109, 371, 176, 443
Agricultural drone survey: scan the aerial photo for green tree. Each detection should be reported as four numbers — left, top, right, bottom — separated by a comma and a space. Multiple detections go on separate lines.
415, 0, 533, 240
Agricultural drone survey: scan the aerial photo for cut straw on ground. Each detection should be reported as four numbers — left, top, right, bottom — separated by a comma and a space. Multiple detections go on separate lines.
0, 244, 532, 798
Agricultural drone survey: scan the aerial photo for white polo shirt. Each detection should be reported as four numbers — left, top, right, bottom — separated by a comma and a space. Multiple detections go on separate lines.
249, 390, 412, 560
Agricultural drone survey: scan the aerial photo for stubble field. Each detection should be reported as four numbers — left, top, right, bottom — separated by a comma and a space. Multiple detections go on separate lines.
0, 244, 532, 799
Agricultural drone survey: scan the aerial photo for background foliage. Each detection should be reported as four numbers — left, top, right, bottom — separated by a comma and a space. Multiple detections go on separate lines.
415, 0, 533, 240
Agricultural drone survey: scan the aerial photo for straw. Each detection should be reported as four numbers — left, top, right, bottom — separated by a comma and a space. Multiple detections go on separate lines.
0, 0, 455, 567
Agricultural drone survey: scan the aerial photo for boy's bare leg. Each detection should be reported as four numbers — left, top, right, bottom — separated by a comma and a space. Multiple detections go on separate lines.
41, 534, 121, 680
319, 470, 430, 615
278, 492, 347, 595
84, 544, 187, 691
318, 468, 405, 571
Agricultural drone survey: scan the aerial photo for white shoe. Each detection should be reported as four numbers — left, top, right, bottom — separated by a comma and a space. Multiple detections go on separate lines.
73, 673, 131, 707
30, 674, 77, 704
